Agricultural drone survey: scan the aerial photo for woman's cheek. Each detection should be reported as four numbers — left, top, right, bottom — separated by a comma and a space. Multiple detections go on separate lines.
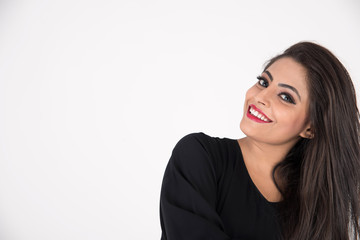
276, 109, 307, 136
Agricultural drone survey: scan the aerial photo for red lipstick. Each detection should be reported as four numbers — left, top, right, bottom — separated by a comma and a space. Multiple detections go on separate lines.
246, 104, 273, 123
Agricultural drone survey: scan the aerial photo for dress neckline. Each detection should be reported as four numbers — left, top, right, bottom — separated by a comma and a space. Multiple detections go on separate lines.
232, 138, 281, 206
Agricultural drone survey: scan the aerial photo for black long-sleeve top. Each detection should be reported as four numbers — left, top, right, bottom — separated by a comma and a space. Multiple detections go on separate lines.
160, 132, 281, 239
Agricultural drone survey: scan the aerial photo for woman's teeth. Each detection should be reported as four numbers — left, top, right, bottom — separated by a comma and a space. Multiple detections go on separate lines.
249, 107, 270, 122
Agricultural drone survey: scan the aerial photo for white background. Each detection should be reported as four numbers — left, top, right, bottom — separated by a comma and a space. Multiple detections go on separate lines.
0, 0, 359, 239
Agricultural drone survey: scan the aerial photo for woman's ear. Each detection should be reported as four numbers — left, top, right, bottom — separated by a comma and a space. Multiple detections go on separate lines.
300, 125, 314, 139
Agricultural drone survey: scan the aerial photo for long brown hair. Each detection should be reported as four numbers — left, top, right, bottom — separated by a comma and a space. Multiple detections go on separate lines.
266, 42, 360, 239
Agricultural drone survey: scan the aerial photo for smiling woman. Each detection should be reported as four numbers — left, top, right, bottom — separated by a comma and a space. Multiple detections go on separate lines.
159, 42, 360, 240
240, 57, 311, 149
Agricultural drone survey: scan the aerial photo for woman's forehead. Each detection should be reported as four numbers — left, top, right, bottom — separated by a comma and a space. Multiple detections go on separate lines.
265, 58, 308, 86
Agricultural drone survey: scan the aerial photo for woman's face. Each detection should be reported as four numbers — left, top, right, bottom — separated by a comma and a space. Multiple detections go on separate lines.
240, 57, 312, 146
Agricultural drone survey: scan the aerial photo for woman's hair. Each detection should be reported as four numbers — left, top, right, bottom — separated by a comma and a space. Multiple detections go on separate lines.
266, 42, 360, 239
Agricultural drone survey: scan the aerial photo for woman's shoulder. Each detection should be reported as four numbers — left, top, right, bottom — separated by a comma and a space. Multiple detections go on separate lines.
171, 132, 213, 163
170, 132, 239, 172
173, 132, 229, 155
175, 132, 212, 147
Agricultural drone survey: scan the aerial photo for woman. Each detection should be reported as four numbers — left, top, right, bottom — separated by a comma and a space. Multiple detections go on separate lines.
160, 42, 360, 239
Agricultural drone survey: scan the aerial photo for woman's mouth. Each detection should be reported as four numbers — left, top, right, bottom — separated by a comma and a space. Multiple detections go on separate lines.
246, 104, 273, 123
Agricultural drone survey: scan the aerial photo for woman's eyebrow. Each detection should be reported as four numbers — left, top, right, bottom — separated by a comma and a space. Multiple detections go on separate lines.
278, 83, 301, 101
264, 70, 273, 81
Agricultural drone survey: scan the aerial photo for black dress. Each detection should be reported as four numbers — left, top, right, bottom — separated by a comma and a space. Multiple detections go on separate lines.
160, 132, 281, 240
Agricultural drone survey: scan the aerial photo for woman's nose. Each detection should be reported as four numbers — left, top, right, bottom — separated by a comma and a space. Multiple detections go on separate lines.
254, 88, 271, 107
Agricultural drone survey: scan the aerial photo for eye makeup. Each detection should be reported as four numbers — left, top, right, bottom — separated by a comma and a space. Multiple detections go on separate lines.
260, 70, 302, 102
256, 76, 269, 87
256, 75, 297, 104
278, 83, 301, 102
279, 92, 295, 104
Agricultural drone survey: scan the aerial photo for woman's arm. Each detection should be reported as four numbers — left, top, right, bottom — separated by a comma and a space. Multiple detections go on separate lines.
160, 133, 234, 240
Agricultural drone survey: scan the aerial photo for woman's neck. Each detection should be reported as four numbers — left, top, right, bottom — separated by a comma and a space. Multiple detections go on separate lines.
237, 136, 299, 202
237, 137, 297, 170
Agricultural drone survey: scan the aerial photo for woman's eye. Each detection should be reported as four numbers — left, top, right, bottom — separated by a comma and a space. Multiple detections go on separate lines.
279, 93, 295, 104
257, 76, 269, 87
